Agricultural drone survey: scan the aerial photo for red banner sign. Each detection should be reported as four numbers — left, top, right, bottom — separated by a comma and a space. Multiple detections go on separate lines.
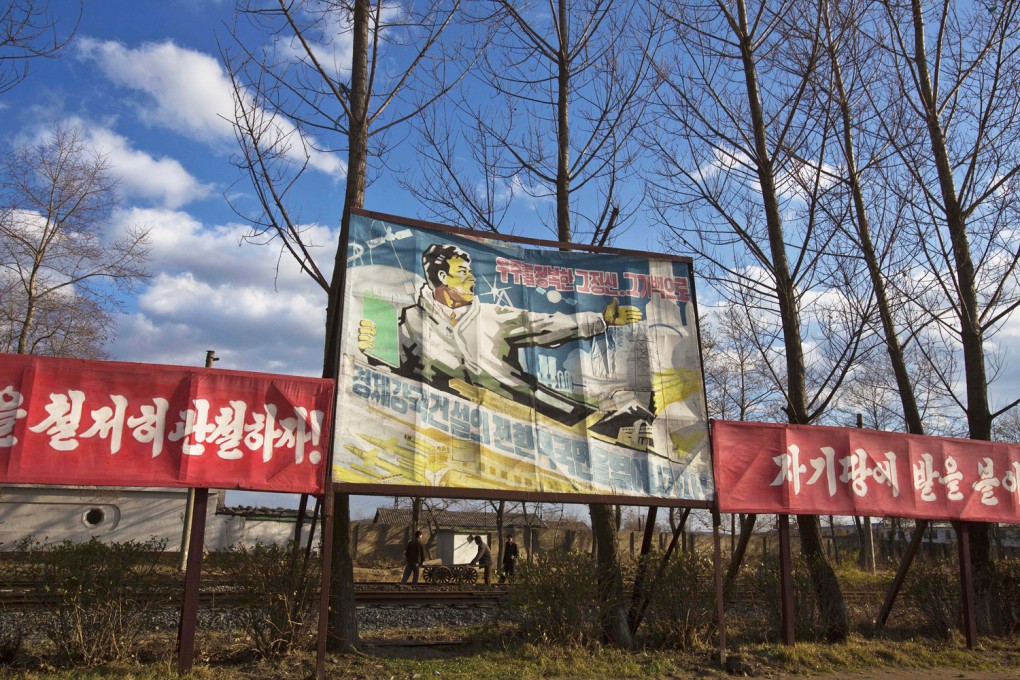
713, 420, 1020, 523
0, 354, 333, 494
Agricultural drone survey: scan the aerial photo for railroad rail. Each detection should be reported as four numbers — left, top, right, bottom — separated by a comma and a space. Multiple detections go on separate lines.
0, 584, 507, 609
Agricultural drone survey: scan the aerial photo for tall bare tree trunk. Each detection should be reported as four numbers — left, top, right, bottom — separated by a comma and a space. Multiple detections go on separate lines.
325, 0, 371, 653
733, 0, 848, 640
591, 503, 632, 647
903, 0, 998, 632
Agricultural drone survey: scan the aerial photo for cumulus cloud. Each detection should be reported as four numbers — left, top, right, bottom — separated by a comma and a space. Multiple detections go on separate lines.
77, 38, 343, 176
87, 127, 213, 208
78, 38, 236, 143
106, 207, 336, 378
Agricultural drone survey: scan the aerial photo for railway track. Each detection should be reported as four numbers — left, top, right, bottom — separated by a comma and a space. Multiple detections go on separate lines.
0, 585, 508, 609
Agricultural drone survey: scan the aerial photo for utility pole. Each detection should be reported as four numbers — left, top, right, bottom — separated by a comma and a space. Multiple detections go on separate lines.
858, 413, 876, 573
179, 350, 218, 571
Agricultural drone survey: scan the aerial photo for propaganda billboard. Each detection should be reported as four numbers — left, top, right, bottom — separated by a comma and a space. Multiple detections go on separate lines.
714, 420, 1020, 524
332, 211, 713, 502
0, 354, 333, 493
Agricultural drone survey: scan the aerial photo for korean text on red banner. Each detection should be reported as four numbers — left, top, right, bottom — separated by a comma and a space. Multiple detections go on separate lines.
713, 420, 1020, 523
0, 354, 333, 493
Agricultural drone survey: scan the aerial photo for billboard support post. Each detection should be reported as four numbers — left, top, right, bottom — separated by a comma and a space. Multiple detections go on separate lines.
713, 508, 727, 664
957, 521, 978, 649
777, 514, 795, 646
176, 487, 209, 674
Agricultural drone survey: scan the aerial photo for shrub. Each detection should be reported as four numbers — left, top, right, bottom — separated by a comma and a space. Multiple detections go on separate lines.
221, 542, 319, 658
640, 550, 716, 649
37, 537, 168, 665
0, 537, 40, 664
504, 551, 601, 645
995, 558, 1020, 634
743, 554, 820, 642
904, 558, 959, 639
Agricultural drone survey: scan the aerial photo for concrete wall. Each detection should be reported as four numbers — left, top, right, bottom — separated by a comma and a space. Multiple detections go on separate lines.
0, 486, 307, 552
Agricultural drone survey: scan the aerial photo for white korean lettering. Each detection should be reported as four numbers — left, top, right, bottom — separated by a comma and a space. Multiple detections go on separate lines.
244, 405, 283, 462
208, 401, 247, 460
127, 398, 169, 458
940, 455, 964, 501
912, 453, 938, 502
279, 407, 325, 465
972, 457, 1001, 506
0, 386, 28, 447
872, 451, 899, 498
839, 450, 870, 497
80, 395, 128, 454
28, 390, 85, 451
770, 444, 806, 494
169, 399, 214, 455
806, 446, 838, 496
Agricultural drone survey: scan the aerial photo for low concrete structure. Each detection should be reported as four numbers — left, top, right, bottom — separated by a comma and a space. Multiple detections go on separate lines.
0, 486, 306, 551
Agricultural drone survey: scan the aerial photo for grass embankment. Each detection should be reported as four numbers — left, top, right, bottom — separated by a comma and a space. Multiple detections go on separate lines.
3, 626, 1018, 679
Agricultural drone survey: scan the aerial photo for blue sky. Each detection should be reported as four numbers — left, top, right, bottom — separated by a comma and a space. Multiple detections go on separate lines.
1, 1, 664, 517
3, 1, 397, 516
6, 1, 1020, 517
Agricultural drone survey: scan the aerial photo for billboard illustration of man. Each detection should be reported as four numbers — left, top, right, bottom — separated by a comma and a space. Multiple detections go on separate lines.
357, 243, 642, 425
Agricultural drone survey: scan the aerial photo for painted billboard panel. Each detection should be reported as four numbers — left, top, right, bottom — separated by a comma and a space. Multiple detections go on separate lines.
0, 354, 332, 493
714, 420, 1020, 524
333, 212, 713, 501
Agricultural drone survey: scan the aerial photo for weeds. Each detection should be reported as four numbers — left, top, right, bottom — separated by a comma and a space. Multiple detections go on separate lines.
220, 542, 319, 658
640, 550, 716, 649
37, 537, 169, 665
505, 551, 600, 645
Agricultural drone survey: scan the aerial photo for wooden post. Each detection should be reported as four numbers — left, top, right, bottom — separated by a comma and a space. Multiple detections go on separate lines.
957, 521, 978, 649
176, 487, 209, 674
876, 519, 927, 629
777, 514, 795, 646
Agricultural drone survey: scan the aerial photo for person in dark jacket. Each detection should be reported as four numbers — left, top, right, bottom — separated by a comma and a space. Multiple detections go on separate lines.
469, 535, 493, 584
401, 530, 427, 584
501, 532, 519, 583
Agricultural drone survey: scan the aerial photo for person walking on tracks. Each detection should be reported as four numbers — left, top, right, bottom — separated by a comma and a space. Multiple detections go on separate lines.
500, 532, 519, 583
469, 535, 493, 584
401, 530, 427, 585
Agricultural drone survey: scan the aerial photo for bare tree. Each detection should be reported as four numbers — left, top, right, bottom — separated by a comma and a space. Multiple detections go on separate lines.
406, 1, 663, 648
870, 0, 1020, 633
225, 0, 473, 651
408, 0, 660, 245
647, 0, 868, 640
1, 0, 79, 93
701, 305, 782, 422
0, 124, 150, 359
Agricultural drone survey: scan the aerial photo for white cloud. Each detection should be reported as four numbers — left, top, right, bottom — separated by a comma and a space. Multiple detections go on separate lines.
78, 38, 236, 144
77, 38, 344, 177
87, 127, 213, 208
106, 208, 336, 378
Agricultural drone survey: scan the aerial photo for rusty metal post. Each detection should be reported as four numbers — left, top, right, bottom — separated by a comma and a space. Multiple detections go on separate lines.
713, 509, 727, 663
176, 487, 209, 674
315, 487, 336, 679
179, 351, 217, 572
876, 519, 927, 629
777, 514, 795, 646
957, 521, 978, 649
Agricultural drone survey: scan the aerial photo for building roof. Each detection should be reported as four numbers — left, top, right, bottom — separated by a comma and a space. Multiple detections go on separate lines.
218, 506, 299, 520
372, 507, 547, 530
